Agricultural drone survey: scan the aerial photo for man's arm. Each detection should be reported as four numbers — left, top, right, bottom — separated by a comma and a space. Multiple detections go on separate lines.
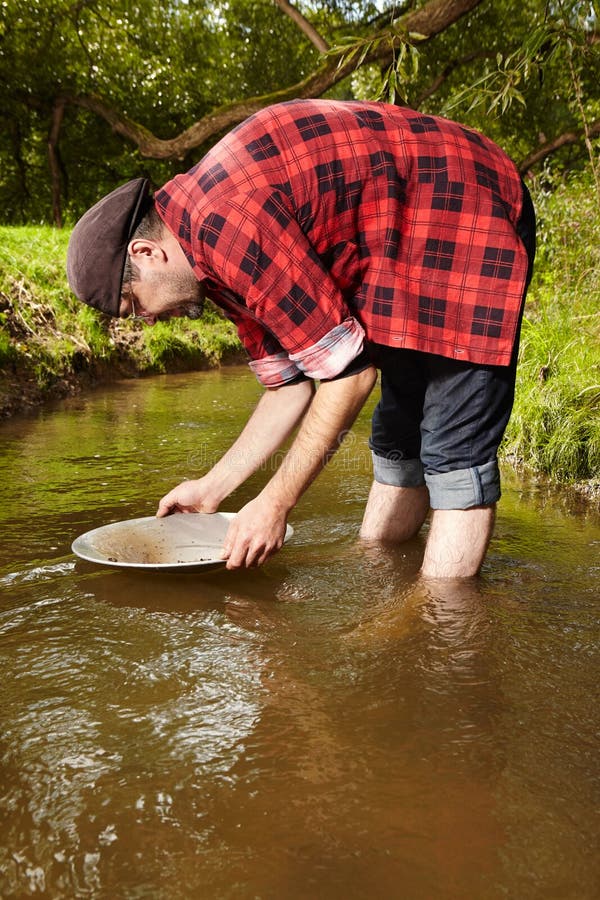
156, 377, 316, 516
222, 365, 377, 568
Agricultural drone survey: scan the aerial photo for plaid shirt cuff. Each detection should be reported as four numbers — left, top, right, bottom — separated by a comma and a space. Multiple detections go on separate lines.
248, 317, 365, 387
290, 317, 365, 380
248, 353, 304, 387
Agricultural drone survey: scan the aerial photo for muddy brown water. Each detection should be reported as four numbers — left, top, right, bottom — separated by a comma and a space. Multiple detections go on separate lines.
0, 367, 598, 899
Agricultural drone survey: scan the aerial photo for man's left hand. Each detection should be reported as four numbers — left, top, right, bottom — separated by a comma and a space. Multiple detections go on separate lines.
221, 494, 289, 569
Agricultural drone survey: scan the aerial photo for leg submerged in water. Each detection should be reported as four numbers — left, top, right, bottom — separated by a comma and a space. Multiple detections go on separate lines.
359, 481, 430, 543
421, 505, 496, 579
359, 481, 495, 578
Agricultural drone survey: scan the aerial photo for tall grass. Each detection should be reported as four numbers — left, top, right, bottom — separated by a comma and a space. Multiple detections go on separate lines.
502, 171, 600, 482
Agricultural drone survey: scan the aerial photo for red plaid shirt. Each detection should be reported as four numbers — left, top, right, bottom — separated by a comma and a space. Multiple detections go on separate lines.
156, 100, 529, 386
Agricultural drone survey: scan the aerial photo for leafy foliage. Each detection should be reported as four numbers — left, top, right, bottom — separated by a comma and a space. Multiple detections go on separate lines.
1, 0, 598, 223
0, 0, 318, 222
502, 169, 600, 481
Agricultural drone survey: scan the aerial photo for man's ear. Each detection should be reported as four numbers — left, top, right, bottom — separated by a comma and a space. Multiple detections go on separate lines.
128, 238, 166, 262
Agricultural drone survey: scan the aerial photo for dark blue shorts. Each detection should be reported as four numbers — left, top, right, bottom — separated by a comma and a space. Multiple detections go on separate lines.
368, 183, 536, 510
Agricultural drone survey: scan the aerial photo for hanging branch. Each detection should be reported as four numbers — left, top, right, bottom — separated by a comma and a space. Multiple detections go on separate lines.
518, 119, 600, 173
415, 50, 493, 106
65, 0, 483, 161
273, 0, 330, 52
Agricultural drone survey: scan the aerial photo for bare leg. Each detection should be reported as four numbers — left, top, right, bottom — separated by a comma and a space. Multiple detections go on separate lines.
421, 505, 496, 579
360, 481, 430, 542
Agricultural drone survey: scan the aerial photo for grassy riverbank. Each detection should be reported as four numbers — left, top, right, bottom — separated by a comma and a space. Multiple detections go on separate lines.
0, 176, 598, 487
0, 225, 242, 416
502, 173, 600, 488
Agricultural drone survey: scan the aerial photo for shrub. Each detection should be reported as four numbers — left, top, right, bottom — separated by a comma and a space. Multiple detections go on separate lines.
503, 170, 600, 481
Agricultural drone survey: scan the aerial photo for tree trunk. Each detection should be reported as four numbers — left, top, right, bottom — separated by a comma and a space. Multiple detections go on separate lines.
48, 98, 66, 227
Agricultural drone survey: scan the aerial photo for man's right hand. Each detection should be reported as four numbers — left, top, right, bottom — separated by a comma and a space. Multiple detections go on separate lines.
156, 478, 220, 517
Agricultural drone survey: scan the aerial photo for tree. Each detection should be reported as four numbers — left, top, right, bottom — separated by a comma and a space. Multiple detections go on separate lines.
1, 0, 598, 224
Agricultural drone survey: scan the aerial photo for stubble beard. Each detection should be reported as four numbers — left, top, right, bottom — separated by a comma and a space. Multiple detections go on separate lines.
152, 268, 206, 320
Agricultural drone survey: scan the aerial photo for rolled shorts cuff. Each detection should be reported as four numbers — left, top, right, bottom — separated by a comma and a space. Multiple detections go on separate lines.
371, 452, 425, 488
424, 460, 501, 510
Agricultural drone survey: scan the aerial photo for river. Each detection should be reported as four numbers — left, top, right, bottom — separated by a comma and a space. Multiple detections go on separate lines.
0, 367, 598, 899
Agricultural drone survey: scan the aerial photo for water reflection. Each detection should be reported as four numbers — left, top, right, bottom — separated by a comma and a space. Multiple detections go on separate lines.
0, 369, 599, 899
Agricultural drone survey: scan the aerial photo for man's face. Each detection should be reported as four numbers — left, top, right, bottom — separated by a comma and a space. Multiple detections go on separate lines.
120, 265, 205, 324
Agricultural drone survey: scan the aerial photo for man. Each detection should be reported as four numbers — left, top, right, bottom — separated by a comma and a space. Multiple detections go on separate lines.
67, 99, 535, 576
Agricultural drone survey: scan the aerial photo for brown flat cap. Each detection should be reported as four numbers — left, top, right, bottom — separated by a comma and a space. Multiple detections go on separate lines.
66, 178, 151, 317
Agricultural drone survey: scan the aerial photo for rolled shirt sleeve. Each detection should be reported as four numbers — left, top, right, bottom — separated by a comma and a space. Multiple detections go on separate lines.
248, 317, 365, 386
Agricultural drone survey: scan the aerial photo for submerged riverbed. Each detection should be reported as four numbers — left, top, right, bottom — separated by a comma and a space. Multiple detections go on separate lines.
0, 368, 598, 899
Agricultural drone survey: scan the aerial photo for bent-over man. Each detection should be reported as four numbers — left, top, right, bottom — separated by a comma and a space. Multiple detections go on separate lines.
67, 99, 536, 576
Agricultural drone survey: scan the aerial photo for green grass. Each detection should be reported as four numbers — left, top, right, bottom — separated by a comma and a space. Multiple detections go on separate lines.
0, 224, 241, 407
501, 172, 600, 483
141, 314, 241, 373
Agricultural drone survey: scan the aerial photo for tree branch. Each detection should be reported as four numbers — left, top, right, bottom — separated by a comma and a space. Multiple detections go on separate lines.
518, 119, 600, 173
415, 50, 493, 106
273, 0, 329, 53
67, 0, 483, 161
